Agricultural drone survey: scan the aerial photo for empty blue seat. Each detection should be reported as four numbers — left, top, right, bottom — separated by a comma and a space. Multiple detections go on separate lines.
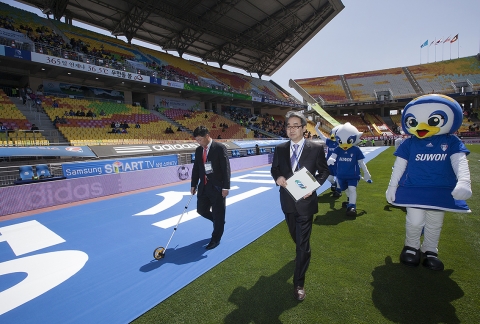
36, 164, 52, 178
19, 165, 35, 180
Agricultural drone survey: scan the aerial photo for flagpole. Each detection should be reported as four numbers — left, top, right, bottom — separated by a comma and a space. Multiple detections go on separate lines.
458, 36, 460, 58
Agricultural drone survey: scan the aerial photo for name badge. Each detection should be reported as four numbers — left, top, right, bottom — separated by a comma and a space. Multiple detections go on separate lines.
205, 162, 213, 174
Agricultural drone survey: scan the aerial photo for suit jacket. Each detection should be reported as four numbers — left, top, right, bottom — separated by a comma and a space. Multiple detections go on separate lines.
191, 140, 231, 192
271, 140, 329, 215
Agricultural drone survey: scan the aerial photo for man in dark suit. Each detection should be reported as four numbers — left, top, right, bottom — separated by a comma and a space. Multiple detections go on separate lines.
191, 126, 231, 250
271, 111, 330, 301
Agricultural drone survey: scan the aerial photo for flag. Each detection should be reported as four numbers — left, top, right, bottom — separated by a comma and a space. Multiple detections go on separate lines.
429, 40, 435, 47
443, 35, 451, 43
450, 34, 458, 43
435, 38, 442, 45
420, 40, 428, 48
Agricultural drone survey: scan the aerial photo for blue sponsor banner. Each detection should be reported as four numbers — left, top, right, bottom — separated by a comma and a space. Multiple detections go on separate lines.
62, 154, 178, 179
4, 46, 31, 60
0, 45, 5, 56
0, 146, 95, 157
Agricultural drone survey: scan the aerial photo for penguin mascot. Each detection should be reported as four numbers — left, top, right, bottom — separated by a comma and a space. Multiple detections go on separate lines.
327, 122, 372, 216
386, 94, 472, 271
315, 122, 343, 197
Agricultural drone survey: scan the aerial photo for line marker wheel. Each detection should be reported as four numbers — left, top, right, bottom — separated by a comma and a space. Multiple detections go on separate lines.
153, 247, 166, 260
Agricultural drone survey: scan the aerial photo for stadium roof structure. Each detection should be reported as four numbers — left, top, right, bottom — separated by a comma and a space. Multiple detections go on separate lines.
18, 0, 344, 77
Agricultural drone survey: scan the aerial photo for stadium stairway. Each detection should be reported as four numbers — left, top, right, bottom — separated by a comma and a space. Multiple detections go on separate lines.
14, 99, 68, 145
149, 109, 194, 136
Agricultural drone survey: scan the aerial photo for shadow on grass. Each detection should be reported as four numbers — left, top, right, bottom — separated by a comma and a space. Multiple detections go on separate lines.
313, 192, 364, 225
224, 262, 299, 323
371, 256, 463, 323
139, 238, 210, 272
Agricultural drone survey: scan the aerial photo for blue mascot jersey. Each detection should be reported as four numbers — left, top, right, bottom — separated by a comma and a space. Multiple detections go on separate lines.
393, 134, 470, 212
325, 139, 338, 158
333, 146, 365, 180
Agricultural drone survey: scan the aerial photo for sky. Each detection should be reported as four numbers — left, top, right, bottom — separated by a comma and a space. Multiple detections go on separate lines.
5, 0, 480, 100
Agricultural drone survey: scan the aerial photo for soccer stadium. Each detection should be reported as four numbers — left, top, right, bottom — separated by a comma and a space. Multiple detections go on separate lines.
0, 0, 479, 323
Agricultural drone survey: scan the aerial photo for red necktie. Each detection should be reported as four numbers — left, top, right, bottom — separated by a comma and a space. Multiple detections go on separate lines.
203, 146, 207, 184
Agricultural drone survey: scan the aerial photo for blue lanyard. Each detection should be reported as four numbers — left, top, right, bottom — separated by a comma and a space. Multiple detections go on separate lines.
291, 141, 305, 169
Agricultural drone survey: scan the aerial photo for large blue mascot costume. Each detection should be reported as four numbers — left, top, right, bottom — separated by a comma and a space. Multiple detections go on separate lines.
327, 122, 372, 217
315, 122, 342, 196
386, 94, 472, 271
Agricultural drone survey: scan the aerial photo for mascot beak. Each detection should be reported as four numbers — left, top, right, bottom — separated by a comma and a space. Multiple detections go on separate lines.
339, 143, 351, 150
411, 122, 440, 139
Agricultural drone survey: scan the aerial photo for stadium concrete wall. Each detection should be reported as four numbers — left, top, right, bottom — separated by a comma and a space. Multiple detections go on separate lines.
0, 154, 273, 217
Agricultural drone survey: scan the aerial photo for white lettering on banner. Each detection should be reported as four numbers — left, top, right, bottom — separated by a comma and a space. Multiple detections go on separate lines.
415, 153, 447, 161
151, 143, 198, 151
0, 251, 88, 316
152, 187, 272, 229
0, 220, 65, 256
30, 52, 150, 83
134, 186, 240, 216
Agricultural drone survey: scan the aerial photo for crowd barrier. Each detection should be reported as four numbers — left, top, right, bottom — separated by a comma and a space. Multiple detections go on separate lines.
0, 154, 273, 217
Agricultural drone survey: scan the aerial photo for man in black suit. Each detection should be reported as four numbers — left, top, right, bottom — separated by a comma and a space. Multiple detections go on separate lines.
271, 111, 329, 301
191, 126, 231, 250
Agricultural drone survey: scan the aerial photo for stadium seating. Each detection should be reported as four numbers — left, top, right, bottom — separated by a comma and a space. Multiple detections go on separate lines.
344, 68, 416, 101
294, 75, 349, 104
36, 164, 52, 178
18, 165, 35, 180
408, 57, 480, 94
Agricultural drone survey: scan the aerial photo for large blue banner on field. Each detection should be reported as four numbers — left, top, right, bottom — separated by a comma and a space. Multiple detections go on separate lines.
62, 155, 178, 179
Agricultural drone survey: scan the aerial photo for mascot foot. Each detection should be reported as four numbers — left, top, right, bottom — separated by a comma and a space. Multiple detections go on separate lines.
330, 184, 337, 192
400, 246, 420, 267
332, 191, 342, 197
422, 251, 444, 271
346, 206, 357, 217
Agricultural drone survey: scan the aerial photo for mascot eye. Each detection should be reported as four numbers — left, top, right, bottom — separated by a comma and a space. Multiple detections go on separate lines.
405, 116, 418, 128
347, 138, 353, 144
337, 139, 343, 144
428, 114, 444, 127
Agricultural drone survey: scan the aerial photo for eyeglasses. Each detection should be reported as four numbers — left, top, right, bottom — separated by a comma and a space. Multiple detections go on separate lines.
286, 125, 304, 130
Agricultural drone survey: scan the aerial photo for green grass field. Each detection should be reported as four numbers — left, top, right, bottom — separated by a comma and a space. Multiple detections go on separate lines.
134, 145, 480, 324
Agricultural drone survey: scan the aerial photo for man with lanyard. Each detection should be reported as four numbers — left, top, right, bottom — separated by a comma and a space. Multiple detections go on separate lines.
271, 111, 329, 301
191, 126, 231, 250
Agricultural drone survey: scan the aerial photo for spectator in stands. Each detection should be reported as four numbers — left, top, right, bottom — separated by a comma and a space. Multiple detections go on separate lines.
135, 122, 141, 129
212, 123, 216, 128
52, 100, 59, 108
217, 134, 222, 139
122, 121, 129, 129
110, 121, 115, 128
255, 144, 260, 155
100, 110, 106, 116
30, 124, 39, 131
114, 121, 120, 128
0, 122, 6, 132
86, 110, 94, 118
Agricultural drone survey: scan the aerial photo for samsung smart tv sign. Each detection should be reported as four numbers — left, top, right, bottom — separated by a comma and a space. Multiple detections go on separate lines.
62, 155, 178, 179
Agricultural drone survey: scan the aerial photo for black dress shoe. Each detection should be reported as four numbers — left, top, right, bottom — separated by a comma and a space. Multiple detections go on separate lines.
400, 246, 421, 267
422, 251, 444, 271
206, 241, 220, 250
293, 286, 306, 301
